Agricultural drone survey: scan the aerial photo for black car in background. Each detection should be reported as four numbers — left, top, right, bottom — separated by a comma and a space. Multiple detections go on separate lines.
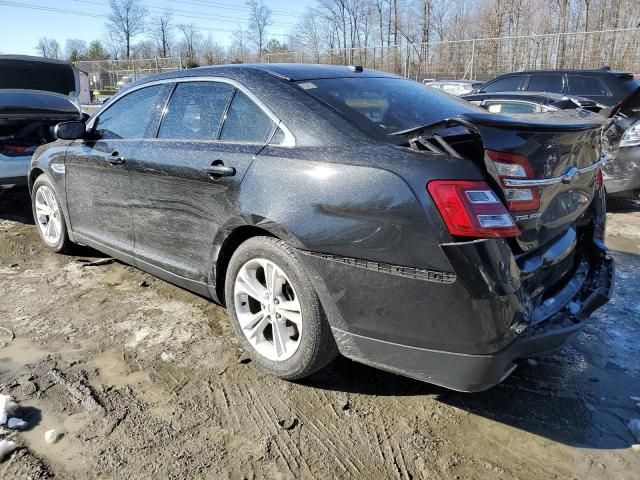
474, 68, 640, 111
28, 65, 613, 392
0, 55, 83, 189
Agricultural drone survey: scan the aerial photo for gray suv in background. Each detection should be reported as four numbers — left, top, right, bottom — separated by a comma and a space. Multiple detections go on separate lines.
475, 68, 639, 112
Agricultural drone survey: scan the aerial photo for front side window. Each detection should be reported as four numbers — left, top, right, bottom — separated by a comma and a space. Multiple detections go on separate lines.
158, 82, 234, 140
527, 74, 564, 93
219, 90, 275, 143
567, 76, 610, 96
482, 76, 523, 93
94, 85, 162, 139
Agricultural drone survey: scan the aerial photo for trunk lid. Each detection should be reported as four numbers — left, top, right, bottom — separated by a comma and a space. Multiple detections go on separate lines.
457, 111, 604, 252
0, 55, 78, 96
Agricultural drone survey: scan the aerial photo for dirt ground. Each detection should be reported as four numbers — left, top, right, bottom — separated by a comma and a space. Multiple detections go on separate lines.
1, 187, 639, 480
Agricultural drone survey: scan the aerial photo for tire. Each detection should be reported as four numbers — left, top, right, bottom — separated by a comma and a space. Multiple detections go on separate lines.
31, 175, 73, 253
225, 236, 338, 380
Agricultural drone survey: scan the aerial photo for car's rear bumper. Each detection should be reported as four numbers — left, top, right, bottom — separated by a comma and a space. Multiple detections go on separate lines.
330, 255, 613, 392
0, 153, 30, 186
302, 228, 613, 391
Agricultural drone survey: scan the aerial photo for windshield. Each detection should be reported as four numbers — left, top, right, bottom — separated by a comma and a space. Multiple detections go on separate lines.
297, 77, 483, 134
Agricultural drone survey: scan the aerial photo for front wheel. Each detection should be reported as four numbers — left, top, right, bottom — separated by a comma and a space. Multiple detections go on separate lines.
225, 236, 338, 380
31, 175, 73, 253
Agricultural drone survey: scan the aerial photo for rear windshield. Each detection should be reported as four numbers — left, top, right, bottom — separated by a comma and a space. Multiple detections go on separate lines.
0, 58, 76, 95
297, 77, 482, 133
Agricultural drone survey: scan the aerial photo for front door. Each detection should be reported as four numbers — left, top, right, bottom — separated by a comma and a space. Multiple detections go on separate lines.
65, 84, 164, 259
128, 81, 278, 287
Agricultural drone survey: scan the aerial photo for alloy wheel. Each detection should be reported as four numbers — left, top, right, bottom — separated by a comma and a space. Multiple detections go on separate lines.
35, 185, 62, 245
233, 258, 302, 361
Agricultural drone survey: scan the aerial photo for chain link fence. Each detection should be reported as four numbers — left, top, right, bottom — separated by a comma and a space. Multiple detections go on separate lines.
74, 57, 183, 95
266, 28, 640, 81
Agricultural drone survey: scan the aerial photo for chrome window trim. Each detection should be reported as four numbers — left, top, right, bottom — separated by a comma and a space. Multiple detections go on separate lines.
87, 76, 296, 147
502, 157, 607, 187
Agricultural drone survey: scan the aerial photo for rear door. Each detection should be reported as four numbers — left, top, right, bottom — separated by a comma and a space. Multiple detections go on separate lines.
525, 74, 565, 94
480, 74, 526, 93
129, 80, 279, 287
65, 84, 164, 258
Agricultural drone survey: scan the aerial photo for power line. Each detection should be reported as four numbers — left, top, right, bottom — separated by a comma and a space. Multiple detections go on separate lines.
71, 0, 298, 27
172, 0, 305, 18
0, 0, 292, 37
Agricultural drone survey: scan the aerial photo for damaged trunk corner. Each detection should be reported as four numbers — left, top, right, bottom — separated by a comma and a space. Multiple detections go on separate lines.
396, 111, 610, 342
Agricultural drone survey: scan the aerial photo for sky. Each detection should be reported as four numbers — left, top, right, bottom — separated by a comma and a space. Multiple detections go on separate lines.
0, 0, 316, 56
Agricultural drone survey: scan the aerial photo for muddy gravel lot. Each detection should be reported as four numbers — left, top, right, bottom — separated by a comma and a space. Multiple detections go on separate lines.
1, 187, 639, 479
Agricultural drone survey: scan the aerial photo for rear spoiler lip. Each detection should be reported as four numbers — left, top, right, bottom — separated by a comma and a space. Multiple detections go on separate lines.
390, 111, 603, 137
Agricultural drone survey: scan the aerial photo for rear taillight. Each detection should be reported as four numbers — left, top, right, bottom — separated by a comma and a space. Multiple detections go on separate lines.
427, 180, 520, 238
486, 150, 540, 211
1, 144, 37, 156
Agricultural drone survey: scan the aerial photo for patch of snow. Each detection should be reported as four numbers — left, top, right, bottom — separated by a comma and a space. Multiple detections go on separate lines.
0, 394, 12, 425
0, 439, 17, 461
44, 429, 62, 444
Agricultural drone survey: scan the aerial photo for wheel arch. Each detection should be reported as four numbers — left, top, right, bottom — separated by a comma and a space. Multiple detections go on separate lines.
210, 218, 305, 306
28, 167, 45, 193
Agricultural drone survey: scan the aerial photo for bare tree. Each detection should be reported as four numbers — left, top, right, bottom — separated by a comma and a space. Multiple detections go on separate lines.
35, 38, 61, 59
177, 23, 201, 65
104, 30, 124, 60
65, 39, 87, 61
230, 28, 249, 63
107, 0, 148, 59
201, 34, 225, 65
151, 10, 173, 58
247, 0, 272, 57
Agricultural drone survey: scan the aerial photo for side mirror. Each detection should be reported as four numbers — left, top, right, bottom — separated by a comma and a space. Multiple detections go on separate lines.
55, 121, 86, 140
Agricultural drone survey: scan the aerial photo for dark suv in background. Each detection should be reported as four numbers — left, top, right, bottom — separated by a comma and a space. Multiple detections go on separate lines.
475, 68, 639, 111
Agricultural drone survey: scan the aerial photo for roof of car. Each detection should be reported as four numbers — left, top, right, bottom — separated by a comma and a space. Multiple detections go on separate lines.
496, 68, 630, 76
150, 63, 401, 82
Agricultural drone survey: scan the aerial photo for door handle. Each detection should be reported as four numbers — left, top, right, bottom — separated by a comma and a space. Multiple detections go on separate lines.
205, 161, 235, 177
108, 151, 125, 165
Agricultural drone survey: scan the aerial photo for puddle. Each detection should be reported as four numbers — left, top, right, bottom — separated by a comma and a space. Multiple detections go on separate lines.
0, 337, 50, 373
93, 349, 151, 388
17, 397, 94, 477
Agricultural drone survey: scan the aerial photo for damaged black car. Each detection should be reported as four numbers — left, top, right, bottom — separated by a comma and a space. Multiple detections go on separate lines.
29, 65, 614, 391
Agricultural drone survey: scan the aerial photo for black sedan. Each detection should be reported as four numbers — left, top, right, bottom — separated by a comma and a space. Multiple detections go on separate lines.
29, 65, 613, 391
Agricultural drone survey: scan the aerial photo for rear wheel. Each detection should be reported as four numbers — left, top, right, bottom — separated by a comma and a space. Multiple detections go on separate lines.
31, 175, 72, 253
225, 236, 338, 380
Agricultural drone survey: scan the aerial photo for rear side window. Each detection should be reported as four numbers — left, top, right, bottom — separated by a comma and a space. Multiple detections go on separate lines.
527, 74, 563, 93
482, 76, 523, 93
220, 90, 275, 143
95, 85, 162, 139
567, 76, 610, 96
158, 82, 234, 140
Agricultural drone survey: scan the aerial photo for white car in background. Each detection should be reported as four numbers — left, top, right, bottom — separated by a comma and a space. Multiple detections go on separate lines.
423, 79, 484, 96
